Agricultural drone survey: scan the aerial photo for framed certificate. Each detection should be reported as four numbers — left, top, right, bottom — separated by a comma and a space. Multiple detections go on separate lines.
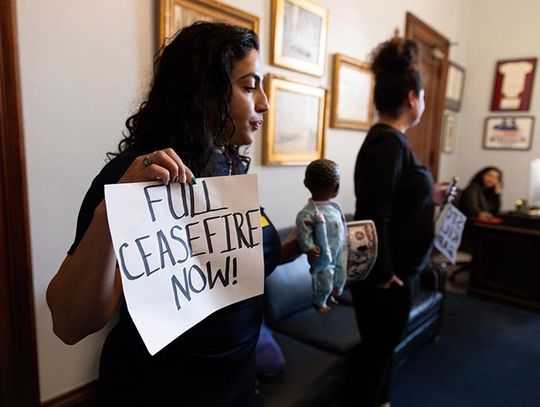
483, 116, 534, 150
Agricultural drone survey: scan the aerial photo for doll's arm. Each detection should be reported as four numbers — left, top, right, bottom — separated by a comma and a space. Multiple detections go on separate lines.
295, 210, 317, 253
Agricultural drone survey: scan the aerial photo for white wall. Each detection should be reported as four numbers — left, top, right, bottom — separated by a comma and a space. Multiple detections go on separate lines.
17, 0, 156, 400
255, 0, 470, 227
17, 0, 471, 401
452, 0, 540, 210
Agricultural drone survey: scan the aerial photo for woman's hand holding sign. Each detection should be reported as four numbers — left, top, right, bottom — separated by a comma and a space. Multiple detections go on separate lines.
119, 148, 196, 185
47, 148, 196, 345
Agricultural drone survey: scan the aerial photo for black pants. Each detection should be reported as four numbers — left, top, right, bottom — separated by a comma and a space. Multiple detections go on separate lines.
344, 275, 416, 407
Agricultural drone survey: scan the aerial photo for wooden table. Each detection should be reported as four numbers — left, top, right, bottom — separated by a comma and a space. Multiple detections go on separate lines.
469, 221, 540, 312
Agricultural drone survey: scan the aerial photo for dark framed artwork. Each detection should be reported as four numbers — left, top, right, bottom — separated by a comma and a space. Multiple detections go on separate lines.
490, 58, 537, 111
445, 62, 465, 111
483, 116, 534, 150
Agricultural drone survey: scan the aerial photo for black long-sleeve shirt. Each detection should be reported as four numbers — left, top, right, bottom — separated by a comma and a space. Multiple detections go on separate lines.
354, 124, 434, 283
457, 183, 501, 218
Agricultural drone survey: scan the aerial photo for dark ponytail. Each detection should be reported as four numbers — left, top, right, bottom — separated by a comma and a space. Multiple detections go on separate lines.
371, 37, 422, 117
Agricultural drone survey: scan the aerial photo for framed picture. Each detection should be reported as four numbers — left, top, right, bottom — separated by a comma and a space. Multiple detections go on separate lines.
271, 0, 329, 77
483, 116, 534, 150
445, 62, 465, 112
330, 54, 374, 130
490, 58, 537, 111
263, 75, 327, 165
441, 112, 457, 153
159, 0, 259, 46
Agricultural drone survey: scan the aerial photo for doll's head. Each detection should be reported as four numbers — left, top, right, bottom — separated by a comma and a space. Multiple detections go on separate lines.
304, 159, 340, 200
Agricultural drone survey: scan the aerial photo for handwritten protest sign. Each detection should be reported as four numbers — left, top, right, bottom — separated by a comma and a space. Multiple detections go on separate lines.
433, 203, 466, 264
104, 174, 263, 355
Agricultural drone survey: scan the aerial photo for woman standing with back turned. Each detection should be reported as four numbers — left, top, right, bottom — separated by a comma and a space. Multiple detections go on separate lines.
347, 37, 434, 407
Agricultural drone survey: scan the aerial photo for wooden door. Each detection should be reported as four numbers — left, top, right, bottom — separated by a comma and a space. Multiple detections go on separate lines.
405, 12, 449, 181
0, 0, 41, 405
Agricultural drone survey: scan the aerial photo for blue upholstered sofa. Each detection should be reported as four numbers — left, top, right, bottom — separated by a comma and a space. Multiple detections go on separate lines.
258, 229, 447, 407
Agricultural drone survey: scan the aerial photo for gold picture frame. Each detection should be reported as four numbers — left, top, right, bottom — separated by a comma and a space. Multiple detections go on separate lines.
270, 0, 329, 77
263, 75, 327, 165
330, 54, 374, 130
159, 0, 259, 46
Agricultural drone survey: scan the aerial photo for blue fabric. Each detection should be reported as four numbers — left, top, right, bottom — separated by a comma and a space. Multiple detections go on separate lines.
296, 200, 347, 307
255, 323, 286, 378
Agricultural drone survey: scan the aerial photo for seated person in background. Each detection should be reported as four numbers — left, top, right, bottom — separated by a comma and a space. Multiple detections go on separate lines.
296, 159, 347, 313
458, 166, 503, 219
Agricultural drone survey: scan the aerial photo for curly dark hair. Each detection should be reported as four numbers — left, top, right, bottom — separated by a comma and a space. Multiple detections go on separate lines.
371, 37, 422, 118
304, 159, 340, 195
108, 22, 259, 176
469, 166, 503, 188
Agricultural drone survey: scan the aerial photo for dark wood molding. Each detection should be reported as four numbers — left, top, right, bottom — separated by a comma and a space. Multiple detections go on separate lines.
42, 381, 98, 407
0, 0, 41, 405
405, 12, 450, 181
405, 12, 450, 50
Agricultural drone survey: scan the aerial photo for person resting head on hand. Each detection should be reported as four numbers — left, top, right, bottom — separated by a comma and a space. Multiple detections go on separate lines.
457, 166, 503, 220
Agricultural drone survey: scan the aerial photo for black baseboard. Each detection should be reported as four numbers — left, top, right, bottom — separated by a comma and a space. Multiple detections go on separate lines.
42, 381, 98, 407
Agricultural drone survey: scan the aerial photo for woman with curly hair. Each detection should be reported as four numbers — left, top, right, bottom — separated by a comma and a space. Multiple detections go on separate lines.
458, 166, 503, 219
47, 22, 294, 405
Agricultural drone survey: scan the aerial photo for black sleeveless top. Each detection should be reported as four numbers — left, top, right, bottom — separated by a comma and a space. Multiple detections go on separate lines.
68, 150, 281, 402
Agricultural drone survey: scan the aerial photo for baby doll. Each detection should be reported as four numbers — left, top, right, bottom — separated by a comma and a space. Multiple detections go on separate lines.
296, 159, 347, 313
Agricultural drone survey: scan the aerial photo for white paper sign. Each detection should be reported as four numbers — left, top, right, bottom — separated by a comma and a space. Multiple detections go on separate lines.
104, 174, 263, 355
433, 203, 466, 264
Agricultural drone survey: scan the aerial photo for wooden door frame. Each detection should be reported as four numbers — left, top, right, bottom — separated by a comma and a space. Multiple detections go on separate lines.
0, 0, 41, 405
405, 12, 450, 180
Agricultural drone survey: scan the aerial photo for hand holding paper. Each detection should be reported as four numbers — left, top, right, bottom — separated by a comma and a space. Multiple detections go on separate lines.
105, 174, 264, 355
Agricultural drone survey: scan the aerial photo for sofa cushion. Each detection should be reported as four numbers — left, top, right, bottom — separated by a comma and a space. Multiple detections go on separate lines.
265, 255, 313, 322
269, 304, 361, 356
258, 332, 346, 407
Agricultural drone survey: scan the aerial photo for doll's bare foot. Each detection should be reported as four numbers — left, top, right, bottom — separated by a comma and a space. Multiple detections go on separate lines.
316, 304, 330, 313
327, 296, 338, 305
